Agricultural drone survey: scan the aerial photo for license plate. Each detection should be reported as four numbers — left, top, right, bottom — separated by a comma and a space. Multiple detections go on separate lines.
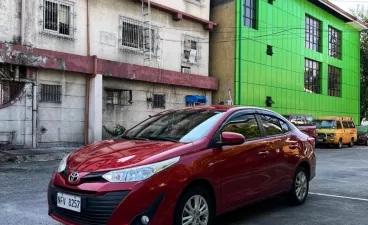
317, 139, 324, 142
57, 192, 81, 212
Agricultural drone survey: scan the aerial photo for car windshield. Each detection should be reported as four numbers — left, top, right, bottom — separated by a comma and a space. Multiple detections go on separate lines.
122, 110, 225, 143
357, 126, 368, 133
316, 120, 336, 129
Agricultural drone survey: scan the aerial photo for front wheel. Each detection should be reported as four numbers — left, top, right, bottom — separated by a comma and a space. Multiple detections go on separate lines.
174, 186, 214, 225
348, 138, 354, 148
337, 139, 343, 149
286, 166, 309, 205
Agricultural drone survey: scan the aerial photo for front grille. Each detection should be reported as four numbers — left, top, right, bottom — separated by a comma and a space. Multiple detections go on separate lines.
49, 182, 130, 225
318, 133, 326, 139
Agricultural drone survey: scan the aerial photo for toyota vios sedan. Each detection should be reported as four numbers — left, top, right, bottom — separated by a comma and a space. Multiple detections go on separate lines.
48, 106, 316, 225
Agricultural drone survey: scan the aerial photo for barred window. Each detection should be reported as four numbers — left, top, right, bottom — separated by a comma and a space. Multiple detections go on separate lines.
40, 84, 62, 103
329, 26, 341, 59
182, 35, 200, 64
244, 0, 257, 29
153, 94, 165, 108
41, 0, 75, 38
328, 66, 341, 97
304, 58, 321, 94
120, 16, 155, 53
106, 89, 132, 106
305, 15, 321, 52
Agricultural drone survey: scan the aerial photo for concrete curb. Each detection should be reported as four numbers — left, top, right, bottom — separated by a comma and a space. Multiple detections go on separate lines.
0, 152, 72, 163
0, 148, 78, 163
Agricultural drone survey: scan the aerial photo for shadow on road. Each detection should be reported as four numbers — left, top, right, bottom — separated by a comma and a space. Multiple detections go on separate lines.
213, 197, 290, 225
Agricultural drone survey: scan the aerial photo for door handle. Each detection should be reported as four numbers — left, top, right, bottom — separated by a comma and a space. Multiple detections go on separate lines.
258, 151, 269, 157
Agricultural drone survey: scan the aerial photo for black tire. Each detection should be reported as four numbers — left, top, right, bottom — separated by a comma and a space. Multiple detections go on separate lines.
174, 186, 215, 225
366, 140, 368, 146
337, 139, 343, 149
348, 138, 354, 148
286, 166, 309, 206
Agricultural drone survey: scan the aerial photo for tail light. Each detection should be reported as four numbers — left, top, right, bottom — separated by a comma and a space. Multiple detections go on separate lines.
307, 137, 315, 146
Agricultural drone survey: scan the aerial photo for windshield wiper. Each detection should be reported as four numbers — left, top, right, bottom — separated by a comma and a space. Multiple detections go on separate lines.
145, 136, 179, 142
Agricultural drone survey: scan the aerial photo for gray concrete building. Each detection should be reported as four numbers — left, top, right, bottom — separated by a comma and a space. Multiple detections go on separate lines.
0, 0, 218, 148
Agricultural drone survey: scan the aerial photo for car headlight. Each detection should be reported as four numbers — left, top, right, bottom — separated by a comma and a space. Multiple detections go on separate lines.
102, 156, 180, 183
58, 153, 70, 173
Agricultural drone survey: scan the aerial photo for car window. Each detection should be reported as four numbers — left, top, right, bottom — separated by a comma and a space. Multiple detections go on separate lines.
337, 121, 342, 129
348, 121, 356, 128
259, 115, 283, 136
280, 120, 290, 133
290, 115, 306, 126
123, 110, 225, 143
305, 116, 315, 125
222, 114, 261, 140
342, 121, 349, 129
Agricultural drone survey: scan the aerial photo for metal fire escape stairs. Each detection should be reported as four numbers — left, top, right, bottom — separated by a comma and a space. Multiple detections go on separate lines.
142, 0, 152, 66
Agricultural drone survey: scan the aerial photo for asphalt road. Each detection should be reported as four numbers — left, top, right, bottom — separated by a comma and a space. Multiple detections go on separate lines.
1, 146, 368, 225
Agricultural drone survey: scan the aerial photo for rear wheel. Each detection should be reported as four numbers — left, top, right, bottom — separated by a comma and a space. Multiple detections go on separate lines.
174, 186, 214, 225
286, 166, 309, 205
348, 138, 354, 148
337, 139, 343, 149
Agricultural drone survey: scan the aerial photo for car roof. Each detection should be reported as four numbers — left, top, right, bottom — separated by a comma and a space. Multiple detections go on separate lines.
316, 116, 354, 121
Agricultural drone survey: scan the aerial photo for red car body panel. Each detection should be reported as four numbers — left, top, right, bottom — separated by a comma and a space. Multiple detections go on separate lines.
48, 106, 316, 225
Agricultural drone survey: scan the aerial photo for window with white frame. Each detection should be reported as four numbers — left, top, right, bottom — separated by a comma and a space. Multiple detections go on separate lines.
40, 0, 76, 39
119, 16, 156, 53
182, 35, 201, 65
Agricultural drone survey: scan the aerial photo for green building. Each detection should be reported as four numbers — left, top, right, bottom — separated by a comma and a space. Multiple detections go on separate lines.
210, 0, 367, 123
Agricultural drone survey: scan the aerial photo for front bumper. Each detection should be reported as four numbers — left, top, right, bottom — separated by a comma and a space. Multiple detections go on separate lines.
47, 169, 178, 225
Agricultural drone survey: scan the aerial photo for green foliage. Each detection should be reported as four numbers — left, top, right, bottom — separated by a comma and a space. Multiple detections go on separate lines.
103, 124, 126, 138
351, 5, 368, 121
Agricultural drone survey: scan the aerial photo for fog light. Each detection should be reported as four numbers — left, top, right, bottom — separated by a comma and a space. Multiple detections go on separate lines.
141, 216, 150, 225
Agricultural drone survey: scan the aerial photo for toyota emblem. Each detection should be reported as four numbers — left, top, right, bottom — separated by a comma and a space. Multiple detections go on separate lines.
68, 172, 79, 183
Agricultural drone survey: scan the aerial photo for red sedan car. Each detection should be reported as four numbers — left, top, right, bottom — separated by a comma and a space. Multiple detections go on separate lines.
48, 106, 316, 225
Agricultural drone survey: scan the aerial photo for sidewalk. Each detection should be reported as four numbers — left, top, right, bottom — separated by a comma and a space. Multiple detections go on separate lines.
0, 146, 81, 163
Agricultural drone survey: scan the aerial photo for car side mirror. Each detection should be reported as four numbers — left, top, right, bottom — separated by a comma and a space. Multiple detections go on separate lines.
220, 132, 245, 146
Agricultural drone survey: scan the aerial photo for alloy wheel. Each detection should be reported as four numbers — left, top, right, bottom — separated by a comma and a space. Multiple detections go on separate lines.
182, 195, 209, 225
295, 171, 308, 201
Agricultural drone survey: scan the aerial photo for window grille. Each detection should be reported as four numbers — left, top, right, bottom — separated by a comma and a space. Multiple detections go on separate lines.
106, 89, 132, 106
304, 58, 321, 94
328, 66, 341, 97
40, 0, 76, 39
40, 84, 62, 103
0, 64, 27, 106
182, 35, 201, 65
305, 15, 321, 52
153, 94, 165, 108
328, 26, 341, 59
119, 16, 157, 54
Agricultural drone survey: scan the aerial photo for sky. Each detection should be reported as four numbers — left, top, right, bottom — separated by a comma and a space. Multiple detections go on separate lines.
330, 0, 368, 13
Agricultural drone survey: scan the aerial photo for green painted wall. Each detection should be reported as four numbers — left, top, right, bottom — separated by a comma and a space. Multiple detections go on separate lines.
235, 0, 361, 122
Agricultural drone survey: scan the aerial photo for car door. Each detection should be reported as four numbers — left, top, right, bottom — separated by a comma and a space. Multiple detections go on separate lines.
342, 121, 350, 143
348, 121, 357, 142
257, 113, 293, 194
210, 112, 272, 210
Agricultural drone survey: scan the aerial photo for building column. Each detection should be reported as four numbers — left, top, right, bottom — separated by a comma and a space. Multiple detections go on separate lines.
88, 74, 103, 144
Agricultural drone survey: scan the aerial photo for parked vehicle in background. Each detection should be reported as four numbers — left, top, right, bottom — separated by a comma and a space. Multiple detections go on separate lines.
315, 116, 357, 149
357, 126, 368, 145
283, 115, 317, 138
48, 106, 316, 225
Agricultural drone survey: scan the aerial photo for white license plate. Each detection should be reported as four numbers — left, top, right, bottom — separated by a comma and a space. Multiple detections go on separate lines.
317, 139, 324, 142
57, 192, 81, 212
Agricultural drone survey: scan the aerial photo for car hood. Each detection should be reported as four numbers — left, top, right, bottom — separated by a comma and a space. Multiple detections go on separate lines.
67, 139, 186, 172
